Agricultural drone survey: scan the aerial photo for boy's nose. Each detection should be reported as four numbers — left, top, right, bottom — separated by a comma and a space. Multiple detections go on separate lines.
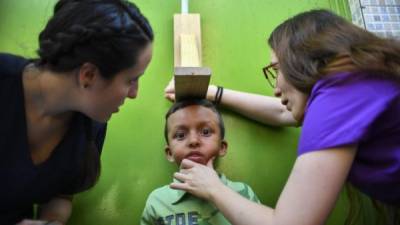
188, 133, 200, 147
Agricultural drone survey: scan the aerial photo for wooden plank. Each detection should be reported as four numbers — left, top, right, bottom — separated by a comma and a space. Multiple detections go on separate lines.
173, 13, 210, 100
173, 14, 202, 67
180, 34, 200, 67
174, 67, 211, 101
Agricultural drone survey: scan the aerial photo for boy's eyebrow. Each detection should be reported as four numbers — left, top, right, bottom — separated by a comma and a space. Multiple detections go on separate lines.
169, 120, 214, 128
169, 124, 188, 131
172, 121, 217, 130
197, 120, 217, 125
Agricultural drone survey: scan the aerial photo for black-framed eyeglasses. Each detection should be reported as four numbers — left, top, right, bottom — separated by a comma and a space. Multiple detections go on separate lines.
262, 62, 279, 88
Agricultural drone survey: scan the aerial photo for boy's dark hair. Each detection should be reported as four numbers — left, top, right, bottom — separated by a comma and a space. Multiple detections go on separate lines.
164, 99, 225, 144
35, 0, 153, 192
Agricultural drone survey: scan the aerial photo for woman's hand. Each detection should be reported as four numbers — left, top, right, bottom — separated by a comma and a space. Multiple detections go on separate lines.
164, 78, 176, 102
164, 77, 218, 102
170, 158, 224, 201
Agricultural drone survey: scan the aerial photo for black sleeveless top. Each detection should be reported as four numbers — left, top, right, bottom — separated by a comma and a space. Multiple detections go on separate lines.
0, 53, 107, 224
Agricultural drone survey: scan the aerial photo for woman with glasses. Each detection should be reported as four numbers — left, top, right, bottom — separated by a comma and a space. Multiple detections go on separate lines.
165, 9, 400, 225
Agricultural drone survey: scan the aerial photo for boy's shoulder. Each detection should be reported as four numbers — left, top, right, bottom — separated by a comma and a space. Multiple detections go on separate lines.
223, 175, 260, 203
147, 184, 171, 197
224, 176, 250, 189
145, 184, 180, 204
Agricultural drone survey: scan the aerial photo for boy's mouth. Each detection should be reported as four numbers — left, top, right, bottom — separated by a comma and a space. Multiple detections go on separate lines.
185, 152, 205, 164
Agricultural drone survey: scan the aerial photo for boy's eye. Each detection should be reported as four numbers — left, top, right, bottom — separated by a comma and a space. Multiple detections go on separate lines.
174, 131, 186, 140
201, 128, 212, 136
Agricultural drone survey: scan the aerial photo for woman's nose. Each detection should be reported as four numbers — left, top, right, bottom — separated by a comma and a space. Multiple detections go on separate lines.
274, 86, 282, 97
127, 82, 138, 99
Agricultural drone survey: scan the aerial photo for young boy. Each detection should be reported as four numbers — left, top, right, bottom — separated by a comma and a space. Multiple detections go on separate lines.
141, 99, 260, 225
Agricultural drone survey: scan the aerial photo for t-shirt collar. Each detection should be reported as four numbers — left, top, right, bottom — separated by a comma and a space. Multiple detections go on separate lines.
170, 173, 228, 205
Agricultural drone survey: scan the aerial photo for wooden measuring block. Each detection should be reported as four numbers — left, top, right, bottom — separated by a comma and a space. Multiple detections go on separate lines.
173, 13, 211, 101
174, 14, 202, 67
180, 34, 200, 67
174, 67, 211, 101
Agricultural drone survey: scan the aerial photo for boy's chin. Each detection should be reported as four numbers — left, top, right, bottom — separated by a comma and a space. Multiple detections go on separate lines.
177, 157, 221, 168
180, 158, 206, 165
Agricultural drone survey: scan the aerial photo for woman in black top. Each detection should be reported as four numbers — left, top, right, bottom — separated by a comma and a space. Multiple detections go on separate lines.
0, 0, 153, 224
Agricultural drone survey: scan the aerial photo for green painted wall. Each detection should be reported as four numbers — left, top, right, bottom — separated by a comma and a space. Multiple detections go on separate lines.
1, 1, 378, 225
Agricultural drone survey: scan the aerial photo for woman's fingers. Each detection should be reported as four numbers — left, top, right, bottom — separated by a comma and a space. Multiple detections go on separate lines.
170, 181, 189, 190
174, 172, 189, 181
180, 158, 197, 169
171, 172, 191, 191
164, 78, 176, 101
164, 93, 176, 101
164, 78, 175, 91
171, 160, 222, 200
206, 156, 215, 169
179, 168, 190, 175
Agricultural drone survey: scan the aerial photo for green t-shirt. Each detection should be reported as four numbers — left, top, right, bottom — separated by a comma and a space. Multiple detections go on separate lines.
140, 174, 260, 225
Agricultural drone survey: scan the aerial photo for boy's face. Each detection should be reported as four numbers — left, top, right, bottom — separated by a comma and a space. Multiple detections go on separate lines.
165, 105, 227, 166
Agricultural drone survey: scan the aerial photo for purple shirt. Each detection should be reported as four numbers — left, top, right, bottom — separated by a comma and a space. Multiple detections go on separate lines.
299, 71, 400, 206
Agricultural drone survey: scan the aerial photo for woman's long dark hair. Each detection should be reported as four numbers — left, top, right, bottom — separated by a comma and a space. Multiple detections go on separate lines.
268, 9, 400, 94
36, 0, 153, 192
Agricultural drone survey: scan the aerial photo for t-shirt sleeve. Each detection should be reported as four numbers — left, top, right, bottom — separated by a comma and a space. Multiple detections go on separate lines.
140, 195, 158, 225
299, 74, 395, 155
237, 183, 261, 204
0, 53, 29, 79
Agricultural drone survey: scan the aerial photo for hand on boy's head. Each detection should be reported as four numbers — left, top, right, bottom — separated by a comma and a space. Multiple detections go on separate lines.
164, 78, 175, 101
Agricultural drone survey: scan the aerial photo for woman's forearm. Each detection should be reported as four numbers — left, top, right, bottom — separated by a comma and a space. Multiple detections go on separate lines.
209, 183, 276, 225
206, 85, 297, 127
39, 197, 72, 225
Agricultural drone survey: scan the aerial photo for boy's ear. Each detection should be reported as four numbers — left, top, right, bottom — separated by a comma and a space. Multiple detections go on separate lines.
165, 145, 175, 163
218, 140, 228, 157
78, 62, 101, 89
